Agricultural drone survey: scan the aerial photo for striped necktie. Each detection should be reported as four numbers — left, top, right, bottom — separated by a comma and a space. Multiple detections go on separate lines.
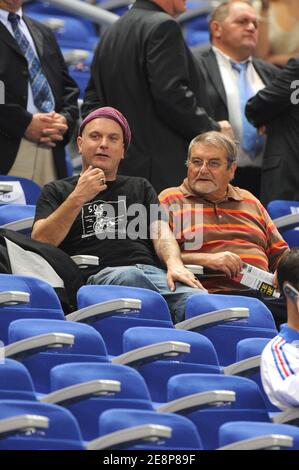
231, 61, 264, 160
8, 12, 55, 113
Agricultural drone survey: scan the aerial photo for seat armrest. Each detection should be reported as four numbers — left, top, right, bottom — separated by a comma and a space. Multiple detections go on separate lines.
42, 17, 65, 32
87, 424, 172, 450
157, 390, 235, 415
0, 183, 14, 193
272, 408, 299, 426
41, 379, 121, 405
175, 307, 249, 331
0, 290, 30, 305
1, 217, 34, 231
273, 213, 299, 231
0, 415, 49, 436
218, 434, 293, 450
184, 264, 204, 275
66, 298, 141, 322
98, 0, 132, 12
5, 333, 74, 360
112, 341, 190, 367
223, 355, 261, 377
71, 255, 100, 269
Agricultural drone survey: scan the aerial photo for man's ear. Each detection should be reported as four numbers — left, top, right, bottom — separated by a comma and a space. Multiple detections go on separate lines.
77, 135, 82, 154
211, 21, 222, 40
229, 161, 237, 181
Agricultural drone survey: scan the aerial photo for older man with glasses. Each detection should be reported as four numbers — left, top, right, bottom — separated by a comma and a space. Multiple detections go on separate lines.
159, 131, 289, 327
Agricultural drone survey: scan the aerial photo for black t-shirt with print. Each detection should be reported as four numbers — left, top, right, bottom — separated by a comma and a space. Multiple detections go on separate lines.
34, 175, 162, 273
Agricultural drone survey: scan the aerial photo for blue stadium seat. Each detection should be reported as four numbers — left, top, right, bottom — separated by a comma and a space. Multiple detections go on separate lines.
0, 204, 36, 235
267, 200, 299, 247
48, 362, 154, 441
23, 1, 98, 38
0, 175, 41, 205
98, 408, 202, 450
76, 285, 174, 356
0, 358, 37, 401
219, 421, 299, 450
7, 318, 110, 394
0, 399, 85, 450
25, 12, 98, 50
166, 373, 271, 449
184, 294, 277, 366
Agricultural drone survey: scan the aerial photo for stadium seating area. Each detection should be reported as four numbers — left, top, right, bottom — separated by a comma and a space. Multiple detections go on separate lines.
0, 236, 298, 449
1, 1, 299, 452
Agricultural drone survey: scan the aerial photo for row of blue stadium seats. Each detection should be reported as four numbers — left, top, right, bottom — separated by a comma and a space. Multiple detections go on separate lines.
0, 359, 299, 452
0, 274, 278, 416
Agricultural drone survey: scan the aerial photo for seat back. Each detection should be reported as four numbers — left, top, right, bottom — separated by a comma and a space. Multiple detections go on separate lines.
0, 358, 37, 401
280, 229, 299, 248
219, 421, 299, 450
267, 200, 299, 247
0, 175, 41, 205
167, 373, 270, 449
0, 274, 64, 344
185, 294, 277, 365
49, 362, 154, 441
99, 408, 203, 450
122, 326, 221, 403
8, 318, 109, 393
0, 399, 84, 450
267, 200, 299, 219
77, 285, 174, 355
0, 204, 36, 235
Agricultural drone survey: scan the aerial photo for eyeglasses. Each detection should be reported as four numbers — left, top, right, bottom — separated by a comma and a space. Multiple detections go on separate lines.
188, 159, 225, 170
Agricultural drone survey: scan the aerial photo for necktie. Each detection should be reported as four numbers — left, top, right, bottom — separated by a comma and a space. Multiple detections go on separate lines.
231, 61, 264, 160
8, 12, 55, 113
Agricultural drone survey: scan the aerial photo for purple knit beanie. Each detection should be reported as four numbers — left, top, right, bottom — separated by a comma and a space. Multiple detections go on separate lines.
79, 107, 131, 151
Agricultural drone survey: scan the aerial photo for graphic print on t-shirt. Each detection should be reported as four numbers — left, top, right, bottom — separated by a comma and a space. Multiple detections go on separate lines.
81, 197, 127, 239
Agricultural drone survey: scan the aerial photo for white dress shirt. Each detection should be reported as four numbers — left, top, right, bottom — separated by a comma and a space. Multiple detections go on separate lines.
213, 46, 265, 168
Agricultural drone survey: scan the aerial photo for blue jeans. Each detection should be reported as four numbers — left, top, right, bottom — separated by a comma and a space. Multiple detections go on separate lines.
87, 264, 207, 323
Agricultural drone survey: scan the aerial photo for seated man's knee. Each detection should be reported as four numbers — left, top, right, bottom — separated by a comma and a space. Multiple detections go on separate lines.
88, 266, 158, 290
115, 266, 150, 287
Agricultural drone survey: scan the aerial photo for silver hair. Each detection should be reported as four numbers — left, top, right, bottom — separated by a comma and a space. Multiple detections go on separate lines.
186, 131, 237, 168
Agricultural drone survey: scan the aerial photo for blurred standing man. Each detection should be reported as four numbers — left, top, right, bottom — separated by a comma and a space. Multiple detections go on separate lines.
194, 0, 277, 197
0, 0, 79, 185
82, 0, 232, 194
246, 56, 299, 205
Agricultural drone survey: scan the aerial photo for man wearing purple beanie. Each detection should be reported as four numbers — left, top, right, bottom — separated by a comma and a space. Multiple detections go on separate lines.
32, 107, 206, 322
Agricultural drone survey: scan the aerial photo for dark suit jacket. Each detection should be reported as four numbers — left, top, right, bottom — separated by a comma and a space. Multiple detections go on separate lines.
0, 15, 79, 178
82, 0, 220, 193
246, 57, 299, 205
194, 48, 278, 124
